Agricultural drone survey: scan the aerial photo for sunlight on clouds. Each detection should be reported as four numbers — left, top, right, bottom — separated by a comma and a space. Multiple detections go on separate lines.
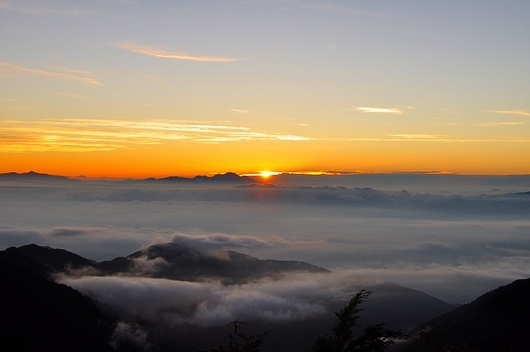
475, 122, 525, 127
489, 109, 530, 117
115, 42, 245, 62
53, 92, 93, 101
354, 107, 403, 114
0, 61, 102, 85
391, 134, 447, 140
231, 109, 250, 113
0, 119, 311, 152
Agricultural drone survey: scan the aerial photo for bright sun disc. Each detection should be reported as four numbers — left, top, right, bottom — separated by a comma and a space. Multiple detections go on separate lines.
259, 170, 280, 178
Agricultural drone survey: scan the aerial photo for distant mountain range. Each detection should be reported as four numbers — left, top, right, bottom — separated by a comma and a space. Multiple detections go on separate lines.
0, 171, 73, 181
1, 243, 529, 351
0, 171, 258, 184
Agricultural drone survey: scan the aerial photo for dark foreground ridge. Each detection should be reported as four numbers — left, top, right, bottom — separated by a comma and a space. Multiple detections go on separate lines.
0, 247, 114, 352
407, 277, 530, 351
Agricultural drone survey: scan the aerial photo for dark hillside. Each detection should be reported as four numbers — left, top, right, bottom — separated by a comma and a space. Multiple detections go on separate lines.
17, 243, 98, 272
0, 248, 115, 352
409, 277, 530, 351
99, 242, 329, 282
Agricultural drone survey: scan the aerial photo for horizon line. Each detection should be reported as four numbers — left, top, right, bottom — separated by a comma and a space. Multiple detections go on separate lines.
2, 169, 530, 180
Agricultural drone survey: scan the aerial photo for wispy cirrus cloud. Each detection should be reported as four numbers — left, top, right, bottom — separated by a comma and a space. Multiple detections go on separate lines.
475, 122, 525, 127
338, 135, 530, 143
115, 42, 245, 62
354, 107, 403, 114
53, 92, 93, 101
0, 61, 102, 85
390, 134, 447, 140
231, 109, 250, 114
0, 119, 310, 152
489, 109, 530, 117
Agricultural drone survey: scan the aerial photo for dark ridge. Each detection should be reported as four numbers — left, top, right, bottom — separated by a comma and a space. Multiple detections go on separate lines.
17, 243, 98, 273
97, 256, 133, 274
408, 277, 530, 351
0, 171, 73, 181
98, 242, 329, 283
137, 172, 258, 184
193, 172, 255, 183
0, 247, 115, 351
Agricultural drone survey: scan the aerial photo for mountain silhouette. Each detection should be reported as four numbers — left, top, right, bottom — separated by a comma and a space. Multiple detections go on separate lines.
409, 277, 530, 351
0, 247, 115, 351
139, 172, 257, 184
97, 242, 330, 282
17, 243, 97, 272
0, 171, 73, 182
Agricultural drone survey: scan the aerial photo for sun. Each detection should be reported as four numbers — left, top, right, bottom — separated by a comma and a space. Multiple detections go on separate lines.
259, 170, 281, 179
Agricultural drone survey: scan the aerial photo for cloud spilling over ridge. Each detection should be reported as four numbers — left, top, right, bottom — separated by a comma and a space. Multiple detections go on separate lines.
58, 261, 525, 329
169, 232, 284, 251
59, 272, 337, 327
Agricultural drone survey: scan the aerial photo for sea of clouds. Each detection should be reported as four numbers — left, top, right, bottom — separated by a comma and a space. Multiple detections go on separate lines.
1, 174, 530, 304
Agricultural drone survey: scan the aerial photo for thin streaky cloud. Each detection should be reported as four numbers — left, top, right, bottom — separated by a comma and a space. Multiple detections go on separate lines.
0, 119, 311, 152
489, 109, 530, 117
354, 107, 403, 114
341, 136, 530, 143
475, 122, 525, 127
231, 109, 250, 113
53, 66, 96, 76
434, 122, 462, 126
115, 42, 245, 62
53, 92, 93, 101
0, 61, 102, 86
0, 105, 35, 110
391, 134, 446, 140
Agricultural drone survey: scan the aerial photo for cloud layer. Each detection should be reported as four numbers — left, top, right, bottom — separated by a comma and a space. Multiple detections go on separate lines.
1, 174, 530, 304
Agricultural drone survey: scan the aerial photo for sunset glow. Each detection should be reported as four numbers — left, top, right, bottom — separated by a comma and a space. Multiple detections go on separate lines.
259, 171, 281, 179
2, 4, 530, 350
0, 1, 529, 177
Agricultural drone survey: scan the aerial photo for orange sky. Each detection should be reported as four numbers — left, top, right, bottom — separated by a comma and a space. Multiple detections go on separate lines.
2, 137, 529, 178
1, 2, 529, 177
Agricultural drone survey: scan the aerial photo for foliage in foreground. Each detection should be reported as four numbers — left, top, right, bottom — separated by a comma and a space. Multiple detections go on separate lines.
311, 289, 408, 352
206, 289, 408, 352
206, 319, 269, 352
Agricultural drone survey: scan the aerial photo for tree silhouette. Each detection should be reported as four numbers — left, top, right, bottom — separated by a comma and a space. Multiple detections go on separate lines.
206, 319, 269, 352
311, 289, 408, 352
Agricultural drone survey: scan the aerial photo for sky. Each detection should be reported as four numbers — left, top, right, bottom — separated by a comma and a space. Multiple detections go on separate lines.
1, 0, 530, 177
